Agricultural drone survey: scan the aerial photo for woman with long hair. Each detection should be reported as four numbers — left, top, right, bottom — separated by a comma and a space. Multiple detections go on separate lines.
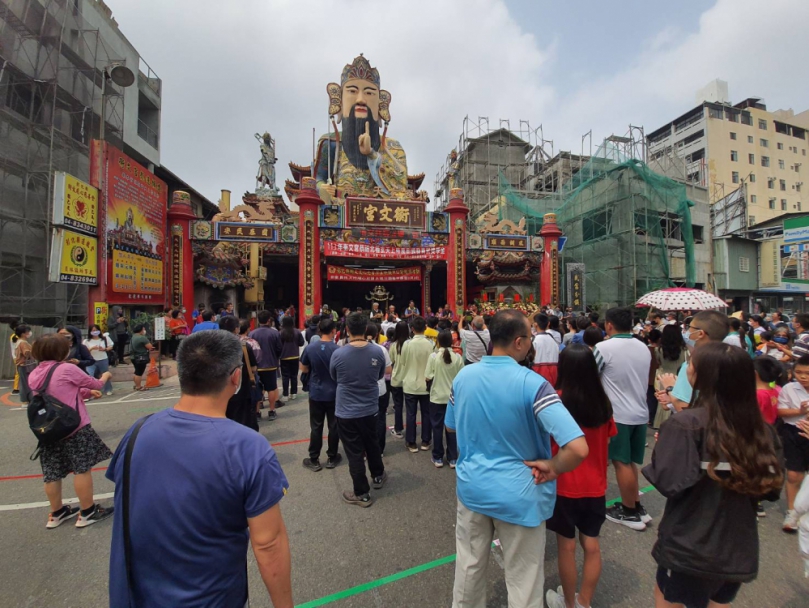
388, 321, 411, 438
278, 315, 304, 402
13, 324, 35, 403
57, 325, 94, 374
545, 344, 615, 608
653, 325, 689, 428
643, 342, 783, 608
27, 334, 115, 528
83, 324, 114, 395
425, 330, 464, 468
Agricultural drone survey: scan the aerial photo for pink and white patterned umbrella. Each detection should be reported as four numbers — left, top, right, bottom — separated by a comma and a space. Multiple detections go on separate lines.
635, 288, 727, 311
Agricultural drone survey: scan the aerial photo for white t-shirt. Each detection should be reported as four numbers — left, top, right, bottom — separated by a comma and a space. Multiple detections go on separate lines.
722, 333, 746, 349
532, 333, 559, 365
593, 335, 651, 426
777, 381, 809, 427
547, 329, 562, 346
373, 342, 391, 396
83, 336, 112, 361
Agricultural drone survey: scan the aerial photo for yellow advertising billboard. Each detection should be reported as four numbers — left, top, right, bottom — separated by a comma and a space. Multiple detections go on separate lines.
52, 172, 98, 236
48, 229, 98, 284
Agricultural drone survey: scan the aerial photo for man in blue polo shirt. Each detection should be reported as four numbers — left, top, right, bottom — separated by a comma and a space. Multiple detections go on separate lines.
447, 309, 587, 608
191, 310, 218, 333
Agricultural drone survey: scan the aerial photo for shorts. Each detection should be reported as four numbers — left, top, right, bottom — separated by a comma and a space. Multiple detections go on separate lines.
656, 566, 741, 608
258, 369, 278, 392
608, 422, 647, 465
546, 495, 605, 539
780, 423, 809, 472
40, 425, 113, 483
132, 358, 148, 377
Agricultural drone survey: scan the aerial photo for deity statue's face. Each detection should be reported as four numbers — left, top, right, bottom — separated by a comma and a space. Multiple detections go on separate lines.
342, 78, 380, 122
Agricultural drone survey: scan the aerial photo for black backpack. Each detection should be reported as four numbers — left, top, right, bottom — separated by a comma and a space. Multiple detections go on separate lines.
27, 363, 81, 450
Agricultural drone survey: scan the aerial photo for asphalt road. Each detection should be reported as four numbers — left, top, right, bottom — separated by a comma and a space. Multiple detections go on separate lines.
0, 378, 806, 607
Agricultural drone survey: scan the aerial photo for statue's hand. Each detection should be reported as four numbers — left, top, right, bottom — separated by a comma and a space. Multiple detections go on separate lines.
359, 122, 372, 156
318, 183, 336, 204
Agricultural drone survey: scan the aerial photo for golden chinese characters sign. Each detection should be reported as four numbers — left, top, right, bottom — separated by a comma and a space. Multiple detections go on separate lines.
326, 265, 421, 282
111, 249, 162, 295
345, 197, 425, 230
52, 172, 98, 236
483, 235, 528, 251
215, 222, 278, 242
566, 263, 585, 310
48, 229, 98, 284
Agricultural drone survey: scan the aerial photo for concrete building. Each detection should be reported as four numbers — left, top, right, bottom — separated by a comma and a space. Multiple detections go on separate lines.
0, 0, 162, 324
647, 81, 809, 229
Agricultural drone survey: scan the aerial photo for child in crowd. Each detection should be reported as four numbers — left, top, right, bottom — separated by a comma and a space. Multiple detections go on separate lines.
424, 330, 463, 468
545, 344, 616, 608
777, 355, 809, 533
754, 356, 783, 426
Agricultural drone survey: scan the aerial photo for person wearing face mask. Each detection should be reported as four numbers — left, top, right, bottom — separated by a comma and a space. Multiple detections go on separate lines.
83, 325, 114, 395
57, 325, 94, 373
769, 313, 809, 362
656, 311, 730, 415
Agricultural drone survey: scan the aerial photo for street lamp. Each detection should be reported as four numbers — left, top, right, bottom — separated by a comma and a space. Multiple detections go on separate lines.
100, 63, 135, 141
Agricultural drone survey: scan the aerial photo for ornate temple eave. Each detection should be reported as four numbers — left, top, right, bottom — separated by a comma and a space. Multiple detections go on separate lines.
407, 173, 425, 190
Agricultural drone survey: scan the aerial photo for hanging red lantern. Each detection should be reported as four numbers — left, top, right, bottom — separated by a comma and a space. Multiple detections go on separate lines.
482, 292, 488, 302
529, 293, 534, 302
498, 293, 504, 303
514, 293, 521, 303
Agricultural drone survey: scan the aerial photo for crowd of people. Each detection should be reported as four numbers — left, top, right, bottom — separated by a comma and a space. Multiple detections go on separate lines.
8, 299, 809, 607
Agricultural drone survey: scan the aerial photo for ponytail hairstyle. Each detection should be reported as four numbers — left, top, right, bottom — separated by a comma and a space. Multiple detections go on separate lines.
437, 329, 453, 364
691, 342, 784, 496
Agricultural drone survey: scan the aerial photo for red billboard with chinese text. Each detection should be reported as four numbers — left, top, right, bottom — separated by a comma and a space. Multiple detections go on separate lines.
91, 141, 167, 305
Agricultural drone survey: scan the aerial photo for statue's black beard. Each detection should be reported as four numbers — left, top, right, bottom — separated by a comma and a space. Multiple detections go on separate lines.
342, 106, 380, 170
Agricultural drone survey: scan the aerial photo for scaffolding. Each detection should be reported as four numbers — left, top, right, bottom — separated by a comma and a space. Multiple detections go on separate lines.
0, 0, 128, 325
496, 129, 698, 308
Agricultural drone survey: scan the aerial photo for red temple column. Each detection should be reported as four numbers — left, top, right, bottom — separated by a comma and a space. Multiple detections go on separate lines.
540, 213, 563, 308
445, 188, 470, 320
167, 191, 197, 321
297, 178, 323, 328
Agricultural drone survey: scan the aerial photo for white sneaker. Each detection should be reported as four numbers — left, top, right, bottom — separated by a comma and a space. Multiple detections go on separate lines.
545, 588, 565, 608
783, 509, 799, 532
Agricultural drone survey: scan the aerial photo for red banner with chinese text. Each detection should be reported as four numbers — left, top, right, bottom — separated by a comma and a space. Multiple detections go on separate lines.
327, 265, 421, 282
324, 242, 446, 260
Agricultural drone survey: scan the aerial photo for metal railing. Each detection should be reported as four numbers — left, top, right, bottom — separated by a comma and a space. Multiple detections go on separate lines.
138, 118, 159, 149
138, 56, 161, 98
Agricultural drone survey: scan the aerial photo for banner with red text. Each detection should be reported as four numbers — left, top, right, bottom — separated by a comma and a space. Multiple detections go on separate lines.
324, 242, 446, 260
327, 265, 421, 282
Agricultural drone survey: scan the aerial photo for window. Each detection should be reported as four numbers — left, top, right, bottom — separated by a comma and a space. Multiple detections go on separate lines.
739, 257, 750, 273
768, 177, 775, 189
769, 198, 776, 209
798, 183, 802, 193
692, 225, 704, 243
742, 113, 753, 126
762, 156, 770, 167
777, 142, 784, 150
761, 138, 769, 147
730, 132, 737, 140
730, 150, 738, 161
709, 107, 724, 119
779, 159, 785, 169
750, 174, 756, 183
803, 149, 807, 156
582, 209, 612, 242
732, 171, 740, 184
750, 194, 757, 203
781, 179, 786, 191
749, 153, 755, 164
759, 119, 768, 129
748, 216, 756, 226
747, 135, 754, 143
781, 199, 787, 210
799, 202, 803, 211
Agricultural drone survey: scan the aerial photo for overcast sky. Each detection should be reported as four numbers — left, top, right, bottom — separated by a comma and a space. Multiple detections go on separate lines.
107, 0, 809, 206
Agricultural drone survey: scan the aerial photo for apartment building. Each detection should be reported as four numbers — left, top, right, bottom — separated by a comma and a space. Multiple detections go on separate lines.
647, 80, 808, 227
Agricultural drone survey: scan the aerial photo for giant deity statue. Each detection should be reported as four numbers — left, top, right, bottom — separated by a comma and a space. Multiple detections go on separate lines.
315, 54, 410, 204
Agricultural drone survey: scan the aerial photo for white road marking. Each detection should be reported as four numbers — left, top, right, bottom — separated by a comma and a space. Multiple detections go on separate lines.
0, 492, 115, 512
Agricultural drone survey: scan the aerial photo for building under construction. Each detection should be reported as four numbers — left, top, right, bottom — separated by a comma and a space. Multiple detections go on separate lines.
0, 0, 161, 325
436, 119, 711, 308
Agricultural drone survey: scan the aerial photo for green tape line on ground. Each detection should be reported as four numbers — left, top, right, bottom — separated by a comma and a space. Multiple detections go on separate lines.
296, 485, 657, 607
295, 553, 458, 608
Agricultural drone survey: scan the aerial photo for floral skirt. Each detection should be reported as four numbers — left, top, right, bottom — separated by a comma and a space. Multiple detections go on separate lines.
40, 425, 113, 483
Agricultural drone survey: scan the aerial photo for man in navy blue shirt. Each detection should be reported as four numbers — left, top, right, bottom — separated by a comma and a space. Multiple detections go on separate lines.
106, 330, 292, 607
191, 310, 219, 333
330, 312, 387, 507
300, 317, 342, 471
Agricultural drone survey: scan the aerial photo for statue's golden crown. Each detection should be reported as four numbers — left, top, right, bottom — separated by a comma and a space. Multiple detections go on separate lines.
340, 54, 380, 87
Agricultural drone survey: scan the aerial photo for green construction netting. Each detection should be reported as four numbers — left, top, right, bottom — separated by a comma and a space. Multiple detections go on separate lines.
496, 141, 697, 307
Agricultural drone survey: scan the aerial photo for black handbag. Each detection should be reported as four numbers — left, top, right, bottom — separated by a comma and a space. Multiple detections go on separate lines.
27, 364, 81, 452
